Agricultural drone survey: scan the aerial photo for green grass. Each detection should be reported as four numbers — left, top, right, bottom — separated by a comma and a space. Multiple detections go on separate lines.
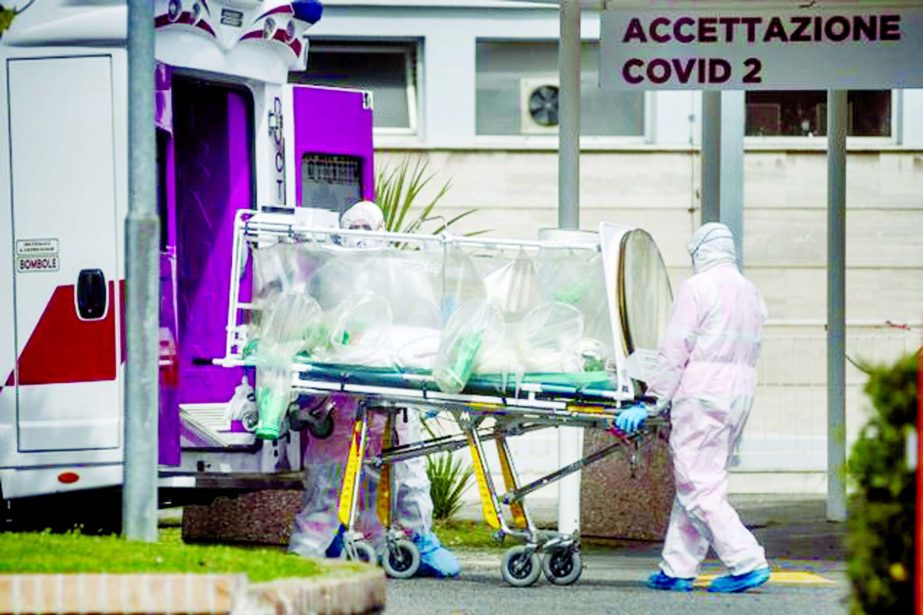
433, 519, 650, 553
433, 519, 507, 550
0, 528, 367, 582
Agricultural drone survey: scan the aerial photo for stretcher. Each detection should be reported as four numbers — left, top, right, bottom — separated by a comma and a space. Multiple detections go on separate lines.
217, 210, 673, 586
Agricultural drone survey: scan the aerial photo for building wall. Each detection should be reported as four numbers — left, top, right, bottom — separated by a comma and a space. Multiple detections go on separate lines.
374, 146, 923, 495
313, 3, 923, 495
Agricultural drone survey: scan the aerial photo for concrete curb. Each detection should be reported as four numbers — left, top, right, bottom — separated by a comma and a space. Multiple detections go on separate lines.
0, 568, 386, 614
244, 569, 386, 615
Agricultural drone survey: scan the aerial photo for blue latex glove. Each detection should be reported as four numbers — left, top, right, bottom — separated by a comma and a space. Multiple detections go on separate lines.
615, 405, 648, 433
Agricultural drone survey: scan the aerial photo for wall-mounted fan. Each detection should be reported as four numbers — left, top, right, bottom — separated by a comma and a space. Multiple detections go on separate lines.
520, 77, 560, 134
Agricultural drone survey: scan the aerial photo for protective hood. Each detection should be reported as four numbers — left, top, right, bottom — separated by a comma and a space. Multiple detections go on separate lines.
341, 200, 384, 231
687, 223, 737, 273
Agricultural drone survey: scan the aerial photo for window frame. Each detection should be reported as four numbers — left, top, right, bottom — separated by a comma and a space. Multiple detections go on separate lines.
473, 37, 650, 147
742, 89, 900, 149
305, 40, 422, 138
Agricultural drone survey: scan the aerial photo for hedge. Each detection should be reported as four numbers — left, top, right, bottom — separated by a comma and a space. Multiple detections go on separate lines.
847, 351, 920, 614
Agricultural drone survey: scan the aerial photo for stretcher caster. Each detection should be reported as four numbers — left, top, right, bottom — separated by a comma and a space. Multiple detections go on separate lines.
501, 545, 542, 587
542, 548, 582, 585
241, 410, 259, 432
345, 540, 378, 565
306, 412, 334, 440
382, 538, 421, 579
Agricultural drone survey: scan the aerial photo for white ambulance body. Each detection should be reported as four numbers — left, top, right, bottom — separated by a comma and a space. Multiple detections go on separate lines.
0, 0, 374, 513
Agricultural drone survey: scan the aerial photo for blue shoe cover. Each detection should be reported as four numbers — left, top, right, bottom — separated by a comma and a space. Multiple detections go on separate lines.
707, 567, 771, 593
648, 570, 693, 592
413, 531, 461, 578
325, 525, 346, 559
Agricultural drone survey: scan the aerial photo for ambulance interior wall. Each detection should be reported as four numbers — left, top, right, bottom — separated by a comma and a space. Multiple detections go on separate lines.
373, 148, 923, 499
171, 77, 252, 408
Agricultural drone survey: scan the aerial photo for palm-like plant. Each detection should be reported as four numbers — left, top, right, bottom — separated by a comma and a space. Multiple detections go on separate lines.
376, 156, 480, 235
0, 7, 16, 35
426, 452, 474, 521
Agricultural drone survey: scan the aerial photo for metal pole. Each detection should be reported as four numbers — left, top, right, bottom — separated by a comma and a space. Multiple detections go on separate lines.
719, 91, 745, 267
557, 0, 581, 536
123, 0, 160, 542
701, 91, 721, 224
826, 89, 848, 523
558, 0, 580, 230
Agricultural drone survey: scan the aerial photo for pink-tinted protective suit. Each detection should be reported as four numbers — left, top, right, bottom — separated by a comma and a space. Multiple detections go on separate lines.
288, 395, 434, 557
290, 202, 435, 557
646, 223, 768, 579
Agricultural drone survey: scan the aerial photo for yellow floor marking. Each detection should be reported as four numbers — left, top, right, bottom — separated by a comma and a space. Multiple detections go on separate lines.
693, 571, 836, 587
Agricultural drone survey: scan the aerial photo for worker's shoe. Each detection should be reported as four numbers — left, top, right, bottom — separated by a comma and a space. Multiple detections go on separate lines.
648, 570, 694, 592
325, 525, 346, 558
414, 531, 461, 578
707, 567, 771, 593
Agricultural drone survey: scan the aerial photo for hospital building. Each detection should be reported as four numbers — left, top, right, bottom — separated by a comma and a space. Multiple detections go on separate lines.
299, 1, 923, 497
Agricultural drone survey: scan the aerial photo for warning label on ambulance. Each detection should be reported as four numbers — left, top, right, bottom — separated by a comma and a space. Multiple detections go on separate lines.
16, 238, 59, 273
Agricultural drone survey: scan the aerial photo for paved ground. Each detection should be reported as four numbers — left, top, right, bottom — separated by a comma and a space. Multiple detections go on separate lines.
385, 495, 849, 615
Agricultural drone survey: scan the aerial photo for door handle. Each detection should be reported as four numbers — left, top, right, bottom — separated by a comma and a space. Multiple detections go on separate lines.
76, 269, 108, 320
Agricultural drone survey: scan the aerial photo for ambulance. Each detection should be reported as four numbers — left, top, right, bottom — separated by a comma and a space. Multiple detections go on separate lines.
0, 0, 374, 526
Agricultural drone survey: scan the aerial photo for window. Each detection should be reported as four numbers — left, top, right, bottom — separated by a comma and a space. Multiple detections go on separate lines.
476, 40, 644, 137
745, 90, 891, 138
300, 154, 362, 214
291, 42, 418, 133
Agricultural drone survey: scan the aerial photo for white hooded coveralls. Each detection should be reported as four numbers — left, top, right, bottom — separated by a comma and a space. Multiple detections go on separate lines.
647, 223, 769, 579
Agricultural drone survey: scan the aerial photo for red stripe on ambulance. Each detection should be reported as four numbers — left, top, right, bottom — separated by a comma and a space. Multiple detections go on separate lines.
16, 282, 118, 385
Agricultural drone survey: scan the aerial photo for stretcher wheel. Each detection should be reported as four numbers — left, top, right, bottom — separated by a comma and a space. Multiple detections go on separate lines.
346, 540, 378, 565
382, 538, 420, 579
241, 410, 259, 432
542, 549, 582, 585
501, 546, 542, 587
307, 412, 335, 440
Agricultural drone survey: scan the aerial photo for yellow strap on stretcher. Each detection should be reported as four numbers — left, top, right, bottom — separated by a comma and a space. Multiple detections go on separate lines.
337, 418, 365, 527
467, 402, 504, 413
376, 415, 393, 527
566, 403, 609, 414
495, 435, 527, 530
466, 433, 501, 530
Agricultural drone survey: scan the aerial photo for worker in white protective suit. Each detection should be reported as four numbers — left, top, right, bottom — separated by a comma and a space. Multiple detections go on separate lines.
289, 201, 461, 578
615, 222, 771, 593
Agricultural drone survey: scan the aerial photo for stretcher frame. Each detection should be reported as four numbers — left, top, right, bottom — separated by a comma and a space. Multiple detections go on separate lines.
217, 211, 664, 586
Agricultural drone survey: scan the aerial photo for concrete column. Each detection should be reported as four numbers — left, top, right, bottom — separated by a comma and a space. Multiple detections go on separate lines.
700, 90, 744, 266
720, 90, 745, 266
423, 32, 476, 147
701, 92, 721, 225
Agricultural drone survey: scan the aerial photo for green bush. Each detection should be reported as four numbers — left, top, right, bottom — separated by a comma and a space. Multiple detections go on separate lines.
847, 351, 919, 614
426, 452, 473, 521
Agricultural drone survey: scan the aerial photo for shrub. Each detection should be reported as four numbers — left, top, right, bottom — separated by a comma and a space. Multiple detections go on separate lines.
847, 351, 920, 614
